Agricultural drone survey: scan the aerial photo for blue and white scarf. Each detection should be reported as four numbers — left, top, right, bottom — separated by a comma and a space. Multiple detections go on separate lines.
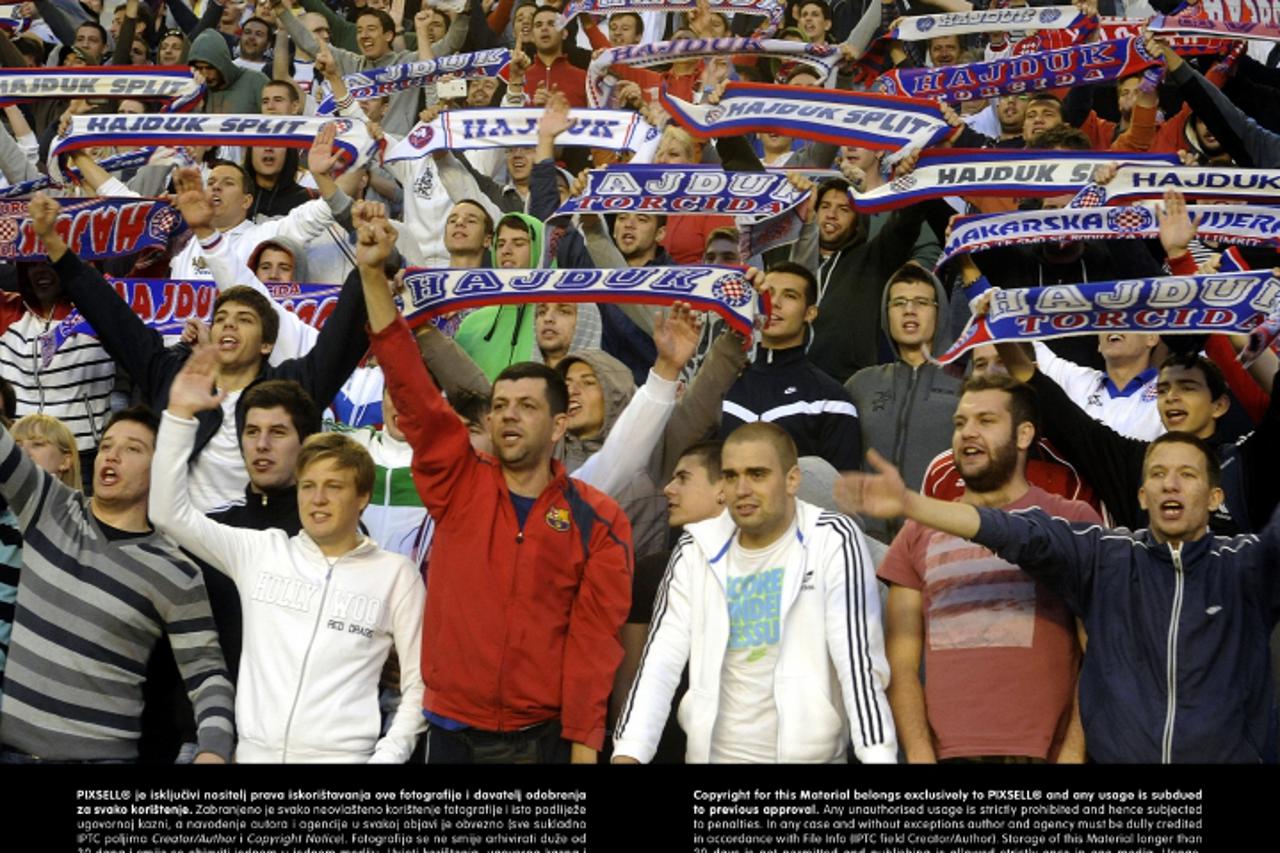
0, 147, 195, 200
891, 6, 1083, 40
938, 270, 1280, 364
386, 108, 659, 162
0, 67, 205, 110
398, 266, 764, 340
587, 37, 838, 107
50, 114, 378, 182
558, 0, 784, 35
1070, 166, 1280, 206
853, 150, 1178, 213
875, 36, 1159, 103
40, 279, 342, 367
315, 49, 511, 115
0, 197, 185, 262
661, 81, 956, 153
940, 203, 1280, 265
554, 164, 807, 218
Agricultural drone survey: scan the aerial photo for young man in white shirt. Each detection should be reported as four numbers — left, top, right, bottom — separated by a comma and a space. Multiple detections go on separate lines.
613, 421, 896, 764
149, 344, 426, 763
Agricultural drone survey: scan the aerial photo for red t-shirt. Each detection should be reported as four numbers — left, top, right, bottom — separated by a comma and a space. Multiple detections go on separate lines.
878, 486, 1100, 760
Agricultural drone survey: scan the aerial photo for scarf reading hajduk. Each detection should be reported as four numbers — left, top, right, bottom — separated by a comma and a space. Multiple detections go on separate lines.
49, 114, 378, 183
0, 197, 185, 261
889, 5, 1084, 41
558, 0, 784, 35
396, 266, 765, 340
938, 203, 1280, 266
1063, 166, 1280, 207
314, 49, 511, 115
586, 37, 839, 107
875, 37, 1159, 103
39, 279, 342, 368
0, 66, 205, 111
851, 150, 1179, 213
660, 82, 956, 153
937, 269, 1280, 364
554, 164, 808, 218
385, 108, 659, 162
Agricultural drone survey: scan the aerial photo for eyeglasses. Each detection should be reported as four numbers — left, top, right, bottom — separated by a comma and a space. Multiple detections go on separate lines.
888, 297, 937, 310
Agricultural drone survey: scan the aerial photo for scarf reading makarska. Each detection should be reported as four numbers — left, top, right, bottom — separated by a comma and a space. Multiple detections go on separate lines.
875, 37, 1158, 103
385, 108, 659, 162
0, 197, 185, 261
397, 266, 764, 339
558, 0, 784, 35
1148, 13, 1280, 42
937, 269, 1280, 364
852, 150, 1179, 213
554, 164, 807, 218
1068, 166, 1280, 206
661, 82, 955, 152
940, 203, 1280, 265
586, 38, 838, 107
314, 49, 511, 115
50, 114, 377, 182
891, 6, 1083, 40
40, 279, 342, 367
0, 67, 205, 110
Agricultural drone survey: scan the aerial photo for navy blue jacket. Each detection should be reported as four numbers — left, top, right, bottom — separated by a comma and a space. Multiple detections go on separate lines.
975, 505, 1280, 763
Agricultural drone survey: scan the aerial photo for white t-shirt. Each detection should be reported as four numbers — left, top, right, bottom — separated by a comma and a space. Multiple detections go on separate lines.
709, 521, 796, 763
186, 389, 248, 513
1032, 341, 1164, 441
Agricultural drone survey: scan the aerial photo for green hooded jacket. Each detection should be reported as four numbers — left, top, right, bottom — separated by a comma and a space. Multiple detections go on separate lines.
454, 212, 550, 381
188, 30, 268, 115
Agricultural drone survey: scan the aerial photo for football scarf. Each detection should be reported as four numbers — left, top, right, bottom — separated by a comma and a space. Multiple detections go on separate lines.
314, 49, 511, 115
385, 108, 659, 162
0, 197, 185, 261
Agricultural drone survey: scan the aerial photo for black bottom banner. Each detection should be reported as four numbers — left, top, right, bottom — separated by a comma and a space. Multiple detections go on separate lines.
26, 763, 1258, 852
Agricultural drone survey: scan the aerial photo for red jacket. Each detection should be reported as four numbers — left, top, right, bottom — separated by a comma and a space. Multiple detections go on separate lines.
526, 54, 590, 108
370, 317, 633, 750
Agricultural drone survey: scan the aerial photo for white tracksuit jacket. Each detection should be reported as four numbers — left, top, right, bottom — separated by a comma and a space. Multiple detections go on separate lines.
150, 412, 426, 763
613, 500, 898, 764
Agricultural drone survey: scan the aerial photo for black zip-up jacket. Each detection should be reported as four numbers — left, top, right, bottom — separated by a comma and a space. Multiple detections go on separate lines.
975, 504, 1280, 763
52, 252, 369, 464
719, 343, 862, 473
1027, 370, 1280, 535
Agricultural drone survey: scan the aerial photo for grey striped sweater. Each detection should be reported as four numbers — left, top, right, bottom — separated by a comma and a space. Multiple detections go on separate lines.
0, 426, 234, 761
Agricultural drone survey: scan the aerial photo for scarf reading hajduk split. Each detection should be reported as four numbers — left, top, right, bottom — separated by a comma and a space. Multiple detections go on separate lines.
314, 48, 511, 115
0, 66, 205, 111
586, 37, 839, 108
937, 269, 1280, 364
396, 266, 765, 341
660, 82, 956, 153
49, 114, 379, 184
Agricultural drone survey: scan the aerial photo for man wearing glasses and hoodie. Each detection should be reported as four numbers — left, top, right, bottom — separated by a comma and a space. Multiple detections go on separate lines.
844, 262, 958, 545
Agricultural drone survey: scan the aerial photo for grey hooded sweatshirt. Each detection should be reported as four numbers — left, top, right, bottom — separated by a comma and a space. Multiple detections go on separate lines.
844, 268, 961, 544
188, 30, 269, 115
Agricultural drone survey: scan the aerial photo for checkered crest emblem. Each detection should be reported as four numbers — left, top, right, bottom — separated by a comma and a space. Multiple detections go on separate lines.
1106, 206, 1154, 233
712, 274, 752, 308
